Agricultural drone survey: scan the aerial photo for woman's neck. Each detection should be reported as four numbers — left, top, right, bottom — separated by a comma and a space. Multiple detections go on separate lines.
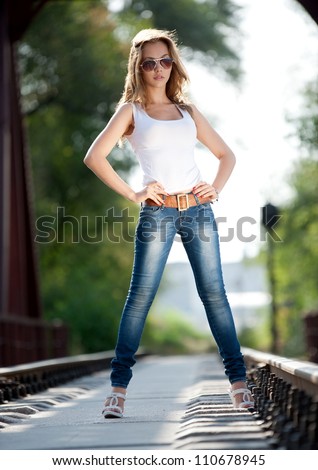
145, 88, 170, 105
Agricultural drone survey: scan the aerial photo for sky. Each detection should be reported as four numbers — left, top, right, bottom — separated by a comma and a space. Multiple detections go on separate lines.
128, 0, 318, 264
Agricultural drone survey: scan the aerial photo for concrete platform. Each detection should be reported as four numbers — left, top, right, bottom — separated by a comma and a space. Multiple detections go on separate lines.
0, 354, 270, 450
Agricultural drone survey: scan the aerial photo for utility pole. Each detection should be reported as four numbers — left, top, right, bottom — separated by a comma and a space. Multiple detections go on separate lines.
262, 203, 280, 354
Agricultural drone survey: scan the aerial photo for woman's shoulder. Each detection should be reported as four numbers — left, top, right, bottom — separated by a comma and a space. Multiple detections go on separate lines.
116, 102, 134, 114
187, 103, 207, 122
112, 102, 135, 126
186, 103, 200, 114
177, 102, 202, 120
108, 102, 134, 133
117, 101, 144, 116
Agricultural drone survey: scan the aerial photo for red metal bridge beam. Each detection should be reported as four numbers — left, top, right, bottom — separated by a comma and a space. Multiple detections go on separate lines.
0, 0, 49, 365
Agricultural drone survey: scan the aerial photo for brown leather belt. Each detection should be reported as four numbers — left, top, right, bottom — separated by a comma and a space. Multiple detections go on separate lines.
144, 193, 211, 211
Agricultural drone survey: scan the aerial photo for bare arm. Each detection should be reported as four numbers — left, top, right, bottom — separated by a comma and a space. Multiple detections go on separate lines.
190, 104, 236, 199
84, 103, 168, 204
83, 103, 136, 201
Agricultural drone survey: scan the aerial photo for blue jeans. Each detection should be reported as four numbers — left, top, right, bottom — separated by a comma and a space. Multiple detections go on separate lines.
111, 202, 246, 388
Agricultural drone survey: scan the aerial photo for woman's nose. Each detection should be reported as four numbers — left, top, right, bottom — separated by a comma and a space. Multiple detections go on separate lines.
154, 60, 162, 71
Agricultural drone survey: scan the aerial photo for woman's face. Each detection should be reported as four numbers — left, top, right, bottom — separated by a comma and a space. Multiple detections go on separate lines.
140, 40, 173, 90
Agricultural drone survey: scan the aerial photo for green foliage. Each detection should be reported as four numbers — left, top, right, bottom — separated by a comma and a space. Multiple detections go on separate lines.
37, 204, 139, 351
267, 81, 318, 358
20, 0, 138, 354
238, 307, 271, 351
141, 310, 213, 355
18, 0, 243, 355
20, 1, 129, 117
291, 85, 318, 151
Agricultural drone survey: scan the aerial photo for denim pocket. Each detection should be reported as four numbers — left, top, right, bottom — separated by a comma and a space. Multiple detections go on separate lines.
140, 205, 161, 213
197, 202, 216, 226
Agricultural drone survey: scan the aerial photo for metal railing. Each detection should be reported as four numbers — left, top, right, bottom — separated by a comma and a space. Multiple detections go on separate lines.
0, 350, 116, 403
243, 347, 318, 449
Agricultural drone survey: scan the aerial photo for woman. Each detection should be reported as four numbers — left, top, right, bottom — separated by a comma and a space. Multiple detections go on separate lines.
84, 28, 254, 418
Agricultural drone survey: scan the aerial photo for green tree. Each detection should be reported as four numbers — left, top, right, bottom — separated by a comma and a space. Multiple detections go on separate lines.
273, 82, 318, 357
19, 0, 138, 353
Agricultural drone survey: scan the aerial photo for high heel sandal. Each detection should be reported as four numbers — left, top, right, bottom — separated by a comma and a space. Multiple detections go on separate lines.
228, 388, 254, 410
102, 392, 126, 419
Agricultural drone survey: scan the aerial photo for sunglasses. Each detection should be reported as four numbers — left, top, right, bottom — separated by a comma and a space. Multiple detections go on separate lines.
140, 57, 174, 72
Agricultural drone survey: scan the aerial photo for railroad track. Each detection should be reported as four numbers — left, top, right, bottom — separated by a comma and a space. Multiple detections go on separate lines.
0, 348, 317, 449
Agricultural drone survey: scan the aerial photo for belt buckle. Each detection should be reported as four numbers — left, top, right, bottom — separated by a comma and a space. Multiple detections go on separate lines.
177, 193, 189, 211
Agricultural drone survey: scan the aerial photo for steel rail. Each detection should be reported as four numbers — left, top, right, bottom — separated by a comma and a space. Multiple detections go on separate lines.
242, 347, 318, 449
0, 350, 147, 403
243, 347, 318, 397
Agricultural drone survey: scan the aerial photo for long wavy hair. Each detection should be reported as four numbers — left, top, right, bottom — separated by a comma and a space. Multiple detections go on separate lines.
118, 29, 191, 109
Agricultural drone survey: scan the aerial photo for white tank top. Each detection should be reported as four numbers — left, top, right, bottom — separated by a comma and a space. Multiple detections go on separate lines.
126, 103, 201, 194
